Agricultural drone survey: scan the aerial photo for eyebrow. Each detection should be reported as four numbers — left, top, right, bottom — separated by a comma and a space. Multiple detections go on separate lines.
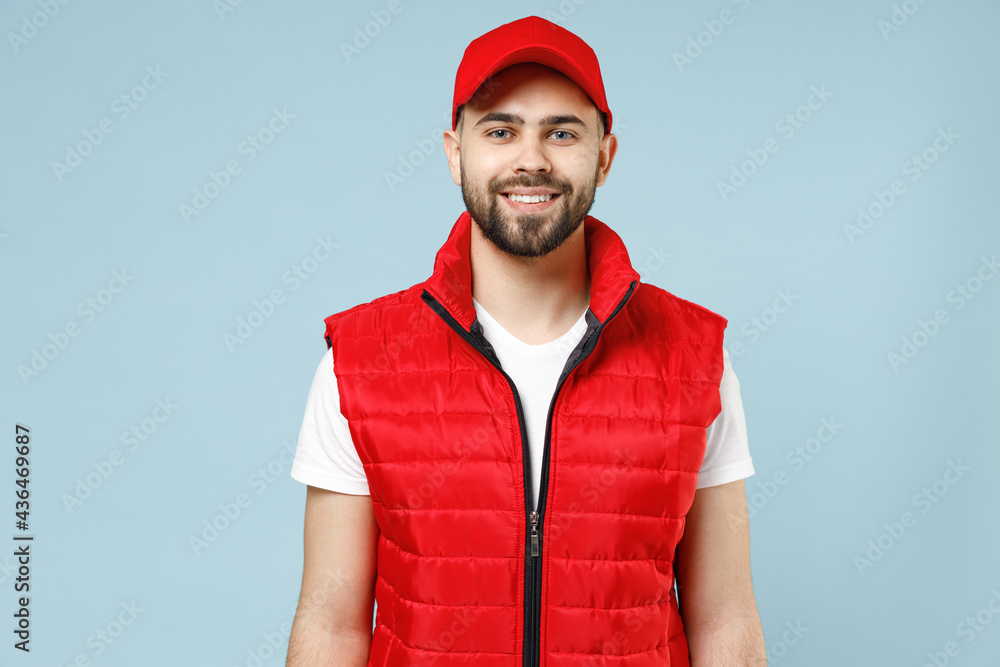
471, 111, 588, 129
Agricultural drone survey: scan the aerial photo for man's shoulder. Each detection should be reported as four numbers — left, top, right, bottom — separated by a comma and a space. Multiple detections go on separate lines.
323, 282, 426, 331
633, 281, 728, 329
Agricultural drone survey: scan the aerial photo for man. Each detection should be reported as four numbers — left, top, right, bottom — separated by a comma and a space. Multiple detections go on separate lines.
287, 15, 766, 667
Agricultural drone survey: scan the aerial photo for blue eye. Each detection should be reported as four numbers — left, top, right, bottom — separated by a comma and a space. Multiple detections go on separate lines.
489, 129, 510, 139
551, 130, 573, 140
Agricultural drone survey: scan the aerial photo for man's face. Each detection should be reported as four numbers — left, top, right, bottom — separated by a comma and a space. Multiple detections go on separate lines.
445, 63, 617, 258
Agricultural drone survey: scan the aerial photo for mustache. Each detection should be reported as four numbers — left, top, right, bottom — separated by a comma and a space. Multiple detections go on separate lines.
489, 177, 571, 195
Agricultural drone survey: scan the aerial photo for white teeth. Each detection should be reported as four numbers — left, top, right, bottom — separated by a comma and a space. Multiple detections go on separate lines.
507, 193, 554, 203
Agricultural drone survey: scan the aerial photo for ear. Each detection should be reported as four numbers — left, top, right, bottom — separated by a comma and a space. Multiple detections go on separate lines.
443, 129, 462, 186
595, 132, 618, 187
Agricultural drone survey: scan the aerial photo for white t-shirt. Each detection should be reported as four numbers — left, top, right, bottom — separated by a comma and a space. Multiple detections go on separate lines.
290, 298, 755, 502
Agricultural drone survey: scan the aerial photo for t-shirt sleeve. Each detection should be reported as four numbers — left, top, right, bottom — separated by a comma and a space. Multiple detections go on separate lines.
696, 346, 755, 489
289, 347, 371, 495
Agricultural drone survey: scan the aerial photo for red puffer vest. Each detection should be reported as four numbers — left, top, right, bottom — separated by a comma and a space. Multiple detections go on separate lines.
323, 210, 728, 666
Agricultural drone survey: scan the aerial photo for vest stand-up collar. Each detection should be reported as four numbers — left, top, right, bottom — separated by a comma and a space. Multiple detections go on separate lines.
422, 210, 641, 332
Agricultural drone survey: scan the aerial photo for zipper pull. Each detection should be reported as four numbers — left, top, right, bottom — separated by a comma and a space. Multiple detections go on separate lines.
530, 510, 539, 557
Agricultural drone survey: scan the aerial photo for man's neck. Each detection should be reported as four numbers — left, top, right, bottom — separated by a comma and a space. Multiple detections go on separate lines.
469, 221, 590, 345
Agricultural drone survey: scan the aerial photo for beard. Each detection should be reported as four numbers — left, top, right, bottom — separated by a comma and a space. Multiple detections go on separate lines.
461, 160, 600, 258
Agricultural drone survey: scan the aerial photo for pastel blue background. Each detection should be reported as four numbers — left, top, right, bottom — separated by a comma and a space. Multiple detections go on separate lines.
2, 0, 998, 665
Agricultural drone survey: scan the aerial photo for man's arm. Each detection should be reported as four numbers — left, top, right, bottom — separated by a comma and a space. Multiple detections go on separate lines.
286, 486, 378, 666
674, 479, 766, 666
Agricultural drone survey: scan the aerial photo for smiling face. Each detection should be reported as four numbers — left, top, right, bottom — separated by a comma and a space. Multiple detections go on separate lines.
445, 63, 617, 258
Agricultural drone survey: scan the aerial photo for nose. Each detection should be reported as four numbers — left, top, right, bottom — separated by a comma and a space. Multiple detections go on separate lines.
512, 133, 551, 174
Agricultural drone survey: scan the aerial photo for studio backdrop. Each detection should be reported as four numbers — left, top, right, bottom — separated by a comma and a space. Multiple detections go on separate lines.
2, 1, 998, 665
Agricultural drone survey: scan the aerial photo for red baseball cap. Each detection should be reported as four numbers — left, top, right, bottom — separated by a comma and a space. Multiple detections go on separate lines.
452, 15, 612, 135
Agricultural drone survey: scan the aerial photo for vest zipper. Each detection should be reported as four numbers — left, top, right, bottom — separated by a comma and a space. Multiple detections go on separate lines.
530, 511, 539, 556
421, 280, 637, 667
